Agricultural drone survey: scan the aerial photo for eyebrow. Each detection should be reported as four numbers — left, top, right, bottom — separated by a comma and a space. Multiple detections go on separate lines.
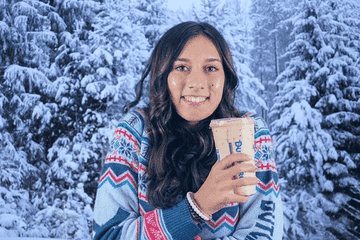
175, 58, 221, 63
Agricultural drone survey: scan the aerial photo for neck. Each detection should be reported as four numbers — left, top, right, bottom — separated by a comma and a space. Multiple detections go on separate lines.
188, 121, 199, 126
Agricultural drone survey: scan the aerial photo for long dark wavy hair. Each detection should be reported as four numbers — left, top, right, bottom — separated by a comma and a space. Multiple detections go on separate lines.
124, 21, 241, 209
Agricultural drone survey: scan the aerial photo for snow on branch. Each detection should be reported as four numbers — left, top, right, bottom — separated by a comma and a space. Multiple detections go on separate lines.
0, 115, 6, 129
4, 65, 52, 95
26, 31, 58, 46
325, 111, 360, 125
32, 102, 52, 125
11, 2, 37, 19
0, 21, 10, 44
96, 67, 112, 80
92, 47, 113, 66
48, 12, 67, 32
100, 84, 116, 100
23, 0, 54, 15
0, 93, 9, 110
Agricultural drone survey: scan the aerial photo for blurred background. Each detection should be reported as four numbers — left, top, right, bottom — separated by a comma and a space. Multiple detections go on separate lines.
0, 0, 359, 239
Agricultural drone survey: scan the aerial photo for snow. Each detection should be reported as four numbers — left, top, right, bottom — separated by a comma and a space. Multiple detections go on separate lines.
0, 0, 359, 239
3, 238, 65, 240
268, 0, 360, 238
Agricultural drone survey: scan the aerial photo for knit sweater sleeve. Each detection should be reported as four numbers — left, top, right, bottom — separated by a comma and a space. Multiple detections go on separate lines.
93, 111, 202, 240
218, 114, 284, 240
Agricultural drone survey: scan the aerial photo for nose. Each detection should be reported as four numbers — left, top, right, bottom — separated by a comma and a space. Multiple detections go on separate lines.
186, 68, 206, 90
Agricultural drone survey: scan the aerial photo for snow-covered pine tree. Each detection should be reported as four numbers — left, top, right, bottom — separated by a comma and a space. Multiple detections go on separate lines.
193, 0, 267, 113
270, 0, 360, 238
1, 0, 169, 238
88, 0, 150, 120
137, 0, 171, 48
31, 0, 168, 238
130, 0, 172, 108
0, 0, 57, 237
310, 0, 360, 238
250, 0, 295, 123
28, 1, 105, 239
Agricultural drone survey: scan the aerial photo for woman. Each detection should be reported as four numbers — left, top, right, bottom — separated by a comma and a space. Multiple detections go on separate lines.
93, 21, 283, 240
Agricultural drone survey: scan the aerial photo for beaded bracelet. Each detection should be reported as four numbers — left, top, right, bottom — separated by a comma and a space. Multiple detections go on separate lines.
185, 196, 205, 224
186, 192, 211, 222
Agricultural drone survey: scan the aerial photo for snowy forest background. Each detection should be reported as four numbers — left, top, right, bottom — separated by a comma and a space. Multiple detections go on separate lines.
0, 0, 359, 239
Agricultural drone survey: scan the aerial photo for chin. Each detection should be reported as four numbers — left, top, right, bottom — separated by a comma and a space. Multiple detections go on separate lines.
180, 112, 212, 122
172, 99, 220, 123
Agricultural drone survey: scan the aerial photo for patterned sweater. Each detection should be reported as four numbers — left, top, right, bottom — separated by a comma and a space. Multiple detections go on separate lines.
93, 110, 283, 240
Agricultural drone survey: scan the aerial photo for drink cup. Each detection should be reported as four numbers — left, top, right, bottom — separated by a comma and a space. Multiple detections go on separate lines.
210, 118, 256, 196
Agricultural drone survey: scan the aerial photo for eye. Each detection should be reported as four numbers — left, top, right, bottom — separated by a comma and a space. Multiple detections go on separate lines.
174, 65, 189, 72
205, 66, 218, 72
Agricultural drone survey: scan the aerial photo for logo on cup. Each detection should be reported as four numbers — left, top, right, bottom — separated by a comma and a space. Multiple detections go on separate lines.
235, 140, 242, 153
216, 149, 221, 161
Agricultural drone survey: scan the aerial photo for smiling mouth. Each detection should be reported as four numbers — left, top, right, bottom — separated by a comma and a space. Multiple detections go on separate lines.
182, 96, 209, 106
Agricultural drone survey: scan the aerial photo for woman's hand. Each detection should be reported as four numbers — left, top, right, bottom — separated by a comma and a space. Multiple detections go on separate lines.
193, 153, 258, 216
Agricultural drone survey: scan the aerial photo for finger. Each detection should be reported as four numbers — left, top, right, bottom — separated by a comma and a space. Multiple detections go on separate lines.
229, 162, 257, 174
225, 194, 250, 204
217, 153, 251, 170
223, 164, 255, 180
234, 185, 257, 197
230, 177, 258, 188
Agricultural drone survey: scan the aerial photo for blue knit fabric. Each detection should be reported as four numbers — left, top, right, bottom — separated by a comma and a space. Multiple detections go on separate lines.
93, 110, 283, 240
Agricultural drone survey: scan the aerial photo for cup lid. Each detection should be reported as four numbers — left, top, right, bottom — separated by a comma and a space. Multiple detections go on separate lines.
210, 118, 254, 128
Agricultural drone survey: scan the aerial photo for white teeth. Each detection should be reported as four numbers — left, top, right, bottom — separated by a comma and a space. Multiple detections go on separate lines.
184, 96, 206, 102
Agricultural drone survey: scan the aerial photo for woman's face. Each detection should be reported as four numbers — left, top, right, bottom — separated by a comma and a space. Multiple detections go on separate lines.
167, 35, 225, 123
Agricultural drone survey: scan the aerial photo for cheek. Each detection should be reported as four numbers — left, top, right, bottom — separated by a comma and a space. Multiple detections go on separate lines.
170, 78, 179, 91
212, 77, 225, 96
167, 75, 182, 98
215, 80, 223, 90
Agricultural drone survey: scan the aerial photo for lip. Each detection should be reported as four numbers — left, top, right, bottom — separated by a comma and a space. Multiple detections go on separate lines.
183, 95, 209, 98
181, 96, 209, 106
